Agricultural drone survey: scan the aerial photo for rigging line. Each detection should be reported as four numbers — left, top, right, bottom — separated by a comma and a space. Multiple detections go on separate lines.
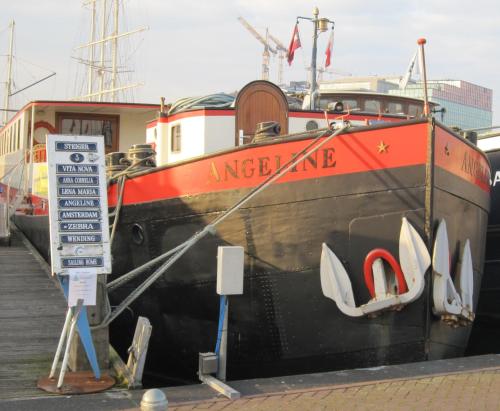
98, 125, 349, 326
9, 73, 57, 97
13, 56, 56, 74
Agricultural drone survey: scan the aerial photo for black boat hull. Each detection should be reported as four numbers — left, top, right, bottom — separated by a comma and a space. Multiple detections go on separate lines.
15, 120, 490, 382
467, 148, 499, 355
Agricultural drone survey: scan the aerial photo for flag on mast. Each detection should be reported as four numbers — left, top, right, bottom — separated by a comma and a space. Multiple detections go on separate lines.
399, 49, 418, 90
325, 29, 334, 68
287, 23, 301, 65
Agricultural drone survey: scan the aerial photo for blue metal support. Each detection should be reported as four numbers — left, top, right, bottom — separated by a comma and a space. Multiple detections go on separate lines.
58, 275, 101, 379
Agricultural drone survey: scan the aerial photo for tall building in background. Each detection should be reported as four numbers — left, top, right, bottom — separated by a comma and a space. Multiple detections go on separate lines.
319, 77, 493, 130
390, 80, 492, 130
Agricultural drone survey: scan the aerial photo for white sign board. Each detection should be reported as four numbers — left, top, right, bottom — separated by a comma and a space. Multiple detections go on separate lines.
47, 135, 111, 276
68, 272, 98, 306
216, 246, 244, 295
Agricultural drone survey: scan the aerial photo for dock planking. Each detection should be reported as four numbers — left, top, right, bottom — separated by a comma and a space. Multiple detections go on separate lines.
0, 228, 67, 400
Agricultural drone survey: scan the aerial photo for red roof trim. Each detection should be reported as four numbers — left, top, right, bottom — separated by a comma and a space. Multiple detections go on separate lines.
1, 101, 159, 133
32, 101, 159, 110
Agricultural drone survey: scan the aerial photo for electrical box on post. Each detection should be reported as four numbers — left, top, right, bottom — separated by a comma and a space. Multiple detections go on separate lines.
216, 246, 244, 295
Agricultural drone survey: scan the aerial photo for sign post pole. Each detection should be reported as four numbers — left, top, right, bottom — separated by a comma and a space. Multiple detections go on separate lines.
38, 135, 114, 394
49, 307, 73, 379
57, 299, 84, 389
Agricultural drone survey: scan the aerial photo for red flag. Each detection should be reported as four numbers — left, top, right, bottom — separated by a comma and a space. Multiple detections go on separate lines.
287, 24, 301, 66
325, 30, 334, 68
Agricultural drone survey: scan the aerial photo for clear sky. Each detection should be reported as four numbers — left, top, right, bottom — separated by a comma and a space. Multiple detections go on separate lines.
1, 0, 499, 124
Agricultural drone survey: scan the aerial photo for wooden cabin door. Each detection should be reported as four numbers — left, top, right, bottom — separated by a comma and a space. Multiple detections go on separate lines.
235, 80, 289, 145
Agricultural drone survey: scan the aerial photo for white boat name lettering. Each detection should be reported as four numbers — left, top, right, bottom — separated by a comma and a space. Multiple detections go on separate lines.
58, 210, 100, 219
57, 164, 98, 174
57, 176, 99, 185
58, 187, 100, 196
58, 198, 100, 207
61, 257, 103, 267
61, 234, 102, 243
59, 222, 101, 231
56, 142, 97, 152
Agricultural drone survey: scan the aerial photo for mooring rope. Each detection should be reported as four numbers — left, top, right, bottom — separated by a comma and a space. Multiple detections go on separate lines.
97, 122, 349, 328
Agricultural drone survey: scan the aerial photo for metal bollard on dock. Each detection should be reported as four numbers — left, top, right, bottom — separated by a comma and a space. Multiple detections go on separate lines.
141, 389, 168, 411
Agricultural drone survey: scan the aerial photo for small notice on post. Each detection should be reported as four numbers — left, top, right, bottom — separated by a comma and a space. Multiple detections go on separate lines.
68, 273, 97, 307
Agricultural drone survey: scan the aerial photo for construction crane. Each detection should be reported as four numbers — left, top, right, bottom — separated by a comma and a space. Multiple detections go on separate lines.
267, 32, 287, 86
237, 17, 277, 81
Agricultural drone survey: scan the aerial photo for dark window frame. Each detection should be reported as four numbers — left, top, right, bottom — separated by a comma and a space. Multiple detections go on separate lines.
56, 112, 120, 153
171, 124, 181, 153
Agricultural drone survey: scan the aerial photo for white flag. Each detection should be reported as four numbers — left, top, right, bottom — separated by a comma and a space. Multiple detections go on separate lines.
399, 49, 418, 90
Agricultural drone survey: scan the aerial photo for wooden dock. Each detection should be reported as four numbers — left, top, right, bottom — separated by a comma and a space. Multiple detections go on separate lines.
0, 227, 66, 400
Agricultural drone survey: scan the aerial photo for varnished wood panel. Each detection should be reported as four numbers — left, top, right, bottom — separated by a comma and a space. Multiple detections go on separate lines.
235, 81, 289, 145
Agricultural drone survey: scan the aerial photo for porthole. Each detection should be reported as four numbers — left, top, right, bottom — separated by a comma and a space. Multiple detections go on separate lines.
306, 120, 319, 131
131, 223, 145, 245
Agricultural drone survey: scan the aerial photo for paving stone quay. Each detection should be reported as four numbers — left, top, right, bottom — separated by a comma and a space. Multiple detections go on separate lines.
2, 354, 500, 410
170, 367, 500, 411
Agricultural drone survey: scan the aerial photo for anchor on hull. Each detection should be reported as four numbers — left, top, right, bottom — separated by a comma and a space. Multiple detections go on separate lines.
432, 219, 474, 325
320, 217, 475, 325
320, 217, 431, 317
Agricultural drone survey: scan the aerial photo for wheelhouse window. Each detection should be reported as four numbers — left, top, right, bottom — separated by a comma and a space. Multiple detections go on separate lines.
171, 124, 181, 153
56, 112, 119, 153
17, 119, 21, 150
408, 104, 422, 117
364, 99, 381, 113
342, 99, 358, 110
387, 102, 404, 114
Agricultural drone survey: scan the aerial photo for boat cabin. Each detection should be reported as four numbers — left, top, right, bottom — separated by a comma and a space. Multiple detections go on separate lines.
0, 101, 158, 210
146, 81, 436, 167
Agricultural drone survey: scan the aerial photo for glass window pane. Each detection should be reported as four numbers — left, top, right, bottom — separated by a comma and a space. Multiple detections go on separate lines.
364, 100, 380, 113
58, 114, 118, 152
342, 99, 358, 110
387, 102, 403, 114
408, 104, 422, 117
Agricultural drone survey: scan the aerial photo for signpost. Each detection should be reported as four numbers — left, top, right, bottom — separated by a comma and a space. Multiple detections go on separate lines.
45, 135, 112, 391
48, 136, 111, 277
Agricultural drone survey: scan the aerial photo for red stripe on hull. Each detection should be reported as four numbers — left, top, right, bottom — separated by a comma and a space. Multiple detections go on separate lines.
434, 126, 490, 193
109, 122, 429, 207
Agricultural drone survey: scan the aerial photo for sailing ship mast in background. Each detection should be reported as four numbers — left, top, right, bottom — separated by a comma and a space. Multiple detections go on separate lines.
73, 0, 148, 102
2, 21, 14, 126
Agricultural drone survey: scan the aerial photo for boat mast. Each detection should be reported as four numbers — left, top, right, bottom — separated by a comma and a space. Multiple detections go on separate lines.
87, 1, 96, 99
3, 20, 14, 125
74, 0, 147, 102
111, 0, 119, 101
309, 8, 319, 110
296, 8, 333, 110
98, 0, 107, 102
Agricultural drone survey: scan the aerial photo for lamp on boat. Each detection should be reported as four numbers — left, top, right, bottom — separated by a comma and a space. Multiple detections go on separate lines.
328, 101, 344, 113
318, 18, 329, 32
296, 8, 335, 111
